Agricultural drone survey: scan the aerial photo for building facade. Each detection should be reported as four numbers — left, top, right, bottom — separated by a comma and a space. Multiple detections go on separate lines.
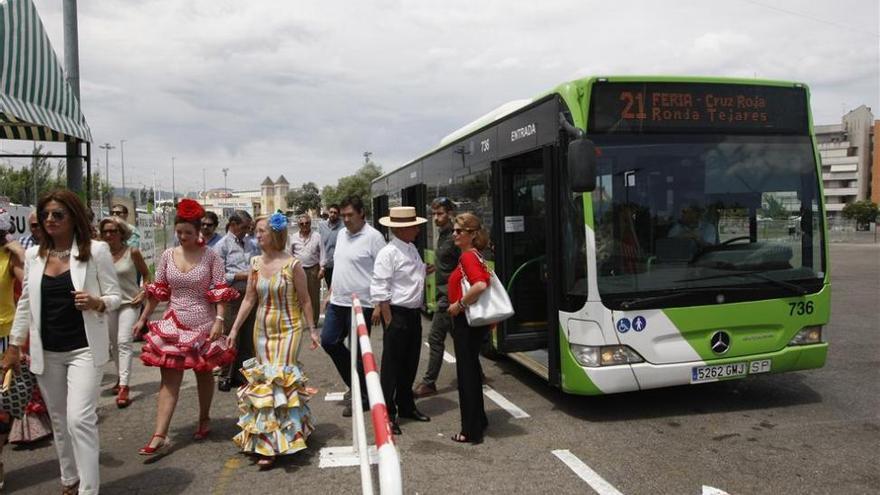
259, 175, 290, 215
815, 105, 874, 218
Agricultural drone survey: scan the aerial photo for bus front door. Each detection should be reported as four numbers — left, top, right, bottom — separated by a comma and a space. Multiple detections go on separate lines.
493, 148, 553, 355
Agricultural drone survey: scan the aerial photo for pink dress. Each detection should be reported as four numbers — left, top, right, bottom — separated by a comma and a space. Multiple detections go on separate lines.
141, 247, 239, 371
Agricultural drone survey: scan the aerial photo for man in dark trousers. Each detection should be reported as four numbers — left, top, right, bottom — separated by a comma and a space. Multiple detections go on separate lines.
371, 206, 431, 434
414, 198, 460, 397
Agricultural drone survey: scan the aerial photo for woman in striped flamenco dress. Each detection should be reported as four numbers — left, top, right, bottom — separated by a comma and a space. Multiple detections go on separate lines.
227, 212, 320, 469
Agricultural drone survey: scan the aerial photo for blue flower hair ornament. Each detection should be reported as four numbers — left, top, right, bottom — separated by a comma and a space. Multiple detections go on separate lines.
268, 211, 288, 232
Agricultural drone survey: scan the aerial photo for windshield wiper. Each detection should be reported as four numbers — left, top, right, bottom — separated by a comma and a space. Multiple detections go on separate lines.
674, 270, 807, 296
618, 287, 751, 310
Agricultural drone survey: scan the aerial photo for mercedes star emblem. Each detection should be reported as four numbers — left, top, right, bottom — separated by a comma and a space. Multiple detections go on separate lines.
710, 331, 731, 355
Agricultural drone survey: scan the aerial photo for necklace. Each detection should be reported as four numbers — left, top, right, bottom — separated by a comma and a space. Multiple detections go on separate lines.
49, 248, 71, 258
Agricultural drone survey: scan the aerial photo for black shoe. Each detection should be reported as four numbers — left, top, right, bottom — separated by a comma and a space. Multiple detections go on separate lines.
398, 409, 431, 422
342, 402, 369, 418
217, 378, 231, 392
390, 421, 402, 435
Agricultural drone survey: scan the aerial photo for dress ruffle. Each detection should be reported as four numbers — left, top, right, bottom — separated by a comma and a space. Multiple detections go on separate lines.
206, 283, 240, 303
140, 309, 236, 372
233, 360, 314, 457
145, 281, 171, 301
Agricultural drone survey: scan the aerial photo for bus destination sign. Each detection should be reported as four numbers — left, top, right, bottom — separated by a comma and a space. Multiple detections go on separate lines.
588, 82, 808, 134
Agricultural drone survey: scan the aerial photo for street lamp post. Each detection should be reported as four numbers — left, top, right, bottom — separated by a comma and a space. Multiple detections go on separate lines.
222, 167, 229, 193
171, 156, 177, 205
99, 142, 115, 214
120, 139, 127, 196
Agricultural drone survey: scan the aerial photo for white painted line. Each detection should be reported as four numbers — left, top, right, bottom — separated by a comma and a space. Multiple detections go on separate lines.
318, 445, 379, 468
423, 341, 456, 363
482, 385, 530, 419
702, 486, 731, 495
551, 449, 624, 495
325, 391, 346, 401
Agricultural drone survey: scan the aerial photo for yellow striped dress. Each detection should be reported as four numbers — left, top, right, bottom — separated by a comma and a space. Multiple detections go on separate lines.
233, 256, 314, 457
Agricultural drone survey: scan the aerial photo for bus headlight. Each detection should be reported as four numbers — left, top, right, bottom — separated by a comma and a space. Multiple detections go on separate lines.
788, 326, 823, 345
570, 344, 644, 367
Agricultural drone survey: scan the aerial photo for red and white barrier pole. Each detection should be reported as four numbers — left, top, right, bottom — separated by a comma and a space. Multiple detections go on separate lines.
352, 295, 402, 495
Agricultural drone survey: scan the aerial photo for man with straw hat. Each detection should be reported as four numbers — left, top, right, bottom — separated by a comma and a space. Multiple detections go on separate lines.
370, 206, 432, 434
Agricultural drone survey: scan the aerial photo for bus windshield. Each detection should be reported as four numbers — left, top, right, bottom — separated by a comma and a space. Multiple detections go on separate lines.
590, 134, 824, 309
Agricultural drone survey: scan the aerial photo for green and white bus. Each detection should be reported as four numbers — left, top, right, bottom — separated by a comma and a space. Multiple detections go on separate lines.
371, 76, 829, 395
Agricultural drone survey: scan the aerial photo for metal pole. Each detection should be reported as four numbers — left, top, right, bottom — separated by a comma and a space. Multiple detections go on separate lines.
171, 156, 176, 205
99, 143, 115, 214
120, 139, 126, 196
32, 144, 38, 206
63, 0, 83, 193
203, 168, 207, 204
222, 167, 229, 192
363, 151, 372, 164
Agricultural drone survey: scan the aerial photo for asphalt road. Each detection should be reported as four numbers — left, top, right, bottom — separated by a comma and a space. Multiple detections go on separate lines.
4, 242, 878, 494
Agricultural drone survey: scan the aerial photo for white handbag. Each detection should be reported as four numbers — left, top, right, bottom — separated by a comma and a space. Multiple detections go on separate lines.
460, 254, 515, 326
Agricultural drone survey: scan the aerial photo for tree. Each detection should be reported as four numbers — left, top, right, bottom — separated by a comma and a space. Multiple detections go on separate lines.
321, 162, 383, 216
842, 200, 878, 228
761, 195, 789, 221
285, 182, 322, 214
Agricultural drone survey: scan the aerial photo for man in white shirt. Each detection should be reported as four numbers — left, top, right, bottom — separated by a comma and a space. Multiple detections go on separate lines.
322, 196, 386, 417
371, 207, 432, 434
290, 213, 322, 321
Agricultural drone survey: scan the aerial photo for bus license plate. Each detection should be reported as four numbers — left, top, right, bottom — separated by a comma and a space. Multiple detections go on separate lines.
691, 362, 747, 383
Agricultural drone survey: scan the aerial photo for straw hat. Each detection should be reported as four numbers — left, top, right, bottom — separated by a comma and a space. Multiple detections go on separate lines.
379, 206, 427, 228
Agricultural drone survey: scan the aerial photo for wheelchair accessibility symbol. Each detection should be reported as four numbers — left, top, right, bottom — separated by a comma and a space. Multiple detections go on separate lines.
616, 318, 631, 333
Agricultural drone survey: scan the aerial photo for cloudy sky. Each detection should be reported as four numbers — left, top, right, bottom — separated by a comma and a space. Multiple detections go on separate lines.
4, 0, 879, 195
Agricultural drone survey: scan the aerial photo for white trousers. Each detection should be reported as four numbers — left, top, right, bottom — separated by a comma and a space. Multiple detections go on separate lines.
37, 348, 103, 495
107, 304, 139, 386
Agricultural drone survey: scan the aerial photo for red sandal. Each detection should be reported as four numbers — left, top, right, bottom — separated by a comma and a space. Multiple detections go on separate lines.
193, 418, 211, 440
138, 434, 168, 455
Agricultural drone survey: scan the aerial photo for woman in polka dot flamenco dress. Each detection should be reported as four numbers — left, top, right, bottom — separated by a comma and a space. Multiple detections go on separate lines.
131, 199, 239, 455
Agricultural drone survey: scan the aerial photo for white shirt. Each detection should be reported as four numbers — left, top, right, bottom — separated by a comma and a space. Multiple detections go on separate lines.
329, 223, 386, 308
289, 230, 322, 268
370, 237, 426, 309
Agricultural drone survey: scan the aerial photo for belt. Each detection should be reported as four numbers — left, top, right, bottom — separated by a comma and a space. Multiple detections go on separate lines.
303, 264, 319, 270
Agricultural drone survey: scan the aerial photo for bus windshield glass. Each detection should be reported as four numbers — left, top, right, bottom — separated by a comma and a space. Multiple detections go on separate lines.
590, 133, 824, 309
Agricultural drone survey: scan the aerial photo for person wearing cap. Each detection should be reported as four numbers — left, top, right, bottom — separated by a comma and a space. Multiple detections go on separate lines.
370, 206, 432, 434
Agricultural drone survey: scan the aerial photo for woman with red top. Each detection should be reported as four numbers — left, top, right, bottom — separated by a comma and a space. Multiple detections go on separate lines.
446, 212, 491, 444
132, 199, 239, 455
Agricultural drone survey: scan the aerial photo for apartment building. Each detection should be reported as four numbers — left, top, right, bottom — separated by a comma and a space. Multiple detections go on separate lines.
815, 105, 874, 218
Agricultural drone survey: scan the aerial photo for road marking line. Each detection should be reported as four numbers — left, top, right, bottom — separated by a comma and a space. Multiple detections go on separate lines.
211, 457, 242, 495
325, 391, 346, 401
423, 341, 456, 363
551, 449, 624, 495
318, 445, 379, 468
482, 385, 529, 418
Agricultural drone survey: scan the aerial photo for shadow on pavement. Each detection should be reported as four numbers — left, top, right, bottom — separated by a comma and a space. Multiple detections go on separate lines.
4, 458, 58, 492
489, 355, 823, 422
101, 467, 194, 494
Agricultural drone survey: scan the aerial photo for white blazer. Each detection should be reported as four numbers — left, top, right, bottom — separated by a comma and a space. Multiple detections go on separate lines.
10, 239, 122, 375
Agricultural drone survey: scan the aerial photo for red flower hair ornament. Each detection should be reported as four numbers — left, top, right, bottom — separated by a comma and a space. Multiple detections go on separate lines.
176, 198, 205, 222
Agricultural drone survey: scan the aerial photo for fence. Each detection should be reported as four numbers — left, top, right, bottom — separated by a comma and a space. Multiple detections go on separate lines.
350, 295, 402, 495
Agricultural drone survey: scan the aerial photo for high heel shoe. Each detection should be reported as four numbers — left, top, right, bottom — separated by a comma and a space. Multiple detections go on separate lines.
116, 386, 132, 408
138, 434, 167, 455
193, 419, 211, 440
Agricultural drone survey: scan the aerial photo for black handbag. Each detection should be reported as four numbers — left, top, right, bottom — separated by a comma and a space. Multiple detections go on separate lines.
1, 363, 37, 418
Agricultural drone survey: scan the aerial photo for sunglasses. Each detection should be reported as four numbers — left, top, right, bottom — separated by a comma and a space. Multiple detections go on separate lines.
111, 210, 126, 216
39, 209, 67, 221
452, 228, 474, 235
201, 223, 216, 228
299, 222, 310, 226
101, 229, 119, 235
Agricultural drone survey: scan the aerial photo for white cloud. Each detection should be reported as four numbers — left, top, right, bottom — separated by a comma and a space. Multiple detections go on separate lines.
3, 0, 875, 194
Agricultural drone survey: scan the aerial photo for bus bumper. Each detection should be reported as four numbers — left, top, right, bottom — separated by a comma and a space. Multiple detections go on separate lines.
568, 343, 828, 395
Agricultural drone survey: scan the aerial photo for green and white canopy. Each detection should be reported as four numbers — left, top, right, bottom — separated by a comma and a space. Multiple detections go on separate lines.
0, 0, 91, 143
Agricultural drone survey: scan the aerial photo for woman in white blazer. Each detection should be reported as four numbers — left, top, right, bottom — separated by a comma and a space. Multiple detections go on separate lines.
1, 190, 121, 495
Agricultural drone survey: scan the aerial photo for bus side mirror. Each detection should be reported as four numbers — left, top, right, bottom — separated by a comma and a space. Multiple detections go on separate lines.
568, 138, 598, 192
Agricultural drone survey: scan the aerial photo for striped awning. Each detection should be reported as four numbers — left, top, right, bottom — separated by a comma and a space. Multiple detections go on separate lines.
0, 0, 91, 143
